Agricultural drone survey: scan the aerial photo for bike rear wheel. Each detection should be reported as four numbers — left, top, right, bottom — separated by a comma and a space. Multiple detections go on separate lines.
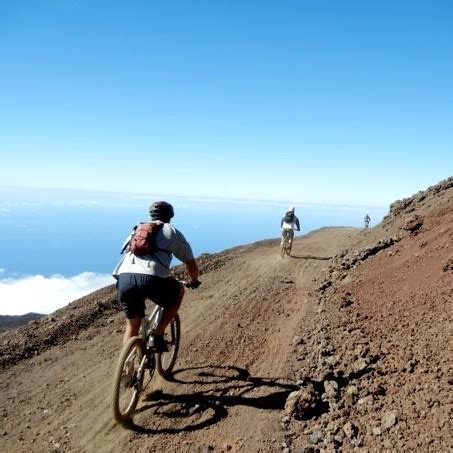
112, 336, 146, 424
156, 314, 181, 378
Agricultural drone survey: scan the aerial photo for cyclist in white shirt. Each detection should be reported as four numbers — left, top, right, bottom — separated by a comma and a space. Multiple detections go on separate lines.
280, 206, 300, 248
113, 201, 200, 351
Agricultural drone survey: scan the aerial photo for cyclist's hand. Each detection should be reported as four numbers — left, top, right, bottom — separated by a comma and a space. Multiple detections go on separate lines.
187, 280, 201, 289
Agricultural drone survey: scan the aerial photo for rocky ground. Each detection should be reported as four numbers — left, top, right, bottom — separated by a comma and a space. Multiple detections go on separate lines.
283, 177, 453, 451
0, 177, 451, 452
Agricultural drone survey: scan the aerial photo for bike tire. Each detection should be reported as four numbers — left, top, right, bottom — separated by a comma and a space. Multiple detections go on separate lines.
112, 336, 145, 424
280, 241, 286, 258
156, 314, 181, 378
287, 241, 292, 256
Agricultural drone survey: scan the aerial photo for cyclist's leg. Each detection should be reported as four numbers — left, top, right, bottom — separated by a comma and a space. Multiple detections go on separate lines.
288, 229, 294, 246
281, 228, 289, 244
155, 283, 184, 335
124, 317, 142, 345
117, 273, 146, 345
140, 276, 183, 336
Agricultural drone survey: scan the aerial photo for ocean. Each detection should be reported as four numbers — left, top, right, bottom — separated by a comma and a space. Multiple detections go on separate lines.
0, 202, 387, 276
0, 190, 387, 314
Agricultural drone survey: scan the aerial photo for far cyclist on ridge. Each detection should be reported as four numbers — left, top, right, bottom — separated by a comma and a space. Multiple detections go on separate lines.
112, 201, 200, 352
364, 213, 371, 229
280, 206, 300, 252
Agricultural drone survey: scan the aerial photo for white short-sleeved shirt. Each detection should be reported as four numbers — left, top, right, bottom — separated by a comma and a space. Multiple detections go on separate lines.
112, 222, 194, 279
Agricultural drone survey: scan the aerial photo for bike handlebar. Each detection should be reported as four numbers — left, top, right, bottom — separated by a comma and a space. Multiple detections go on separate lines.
182, 280, 201, 289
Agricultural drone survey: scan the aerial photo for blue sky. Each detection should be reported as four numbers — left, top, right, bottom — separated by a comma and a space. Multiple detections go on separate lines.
1, 0, 452, 205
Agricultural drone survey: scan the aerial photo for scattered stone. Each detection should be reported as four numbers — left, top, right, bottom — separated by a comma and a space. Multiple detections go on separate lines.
333, 434, 344, 445
405, 359, 418, 372
357, 395, 373, 405
323, 380, 339, 398
309, 431, 322, 444
402, 215, 423, 231
318, 280, 332, 291
340, 296, 353, 308
442, 257, 453, 272
284, 384, 319, 420
300, 445, 317, 453
346, 385, 359, 396
372, 427, 382, 436
382, 411, 398, 429
352, 357, 368, 373
343, 421, 358, 438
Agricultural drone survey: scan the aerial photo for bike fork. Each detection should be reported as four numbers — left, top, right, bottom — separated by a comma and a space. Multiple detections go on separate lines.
134, 356, 147, 390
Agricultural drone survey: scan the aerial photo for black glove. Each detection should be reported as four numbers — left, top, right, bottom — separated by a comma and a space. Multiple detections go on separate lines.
188, 280, 201, 289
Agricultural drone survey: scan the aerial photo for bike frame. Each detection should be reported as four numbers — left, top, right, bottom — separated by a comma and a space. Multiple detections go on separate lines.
141, 303, 164, 342
129, 304, 165, 391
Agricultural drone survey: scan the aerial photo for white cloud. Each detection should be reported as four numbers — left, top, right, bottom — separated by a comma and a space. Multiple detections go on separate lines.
0, 272, 115, 315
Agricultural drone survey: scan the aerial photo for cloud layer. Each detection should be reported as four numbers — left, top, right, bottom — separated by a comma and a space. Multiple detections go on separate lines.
0, 272, 114, 315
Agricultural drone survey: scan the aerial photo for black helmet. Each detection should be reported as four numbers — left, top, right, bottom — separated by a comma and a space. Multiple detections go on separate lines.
149, 201, 174, 222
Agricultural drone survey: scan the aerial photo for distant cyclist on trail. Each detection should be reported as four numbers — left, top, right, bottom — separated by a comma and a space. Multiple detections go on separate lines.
280, 206, 300, 250
112, 201, 200, 352
364, 213, 371, 229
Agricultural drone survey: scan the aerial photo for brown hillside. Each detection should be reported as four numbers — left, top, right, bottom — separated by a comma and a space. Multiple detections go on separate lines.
284, 177, 452, 451
0, 177, 451, 452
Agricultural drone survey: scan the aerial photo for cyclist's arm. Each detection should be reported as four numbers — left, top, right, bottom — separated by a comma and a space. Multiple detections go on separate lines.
295, 218, 300, 231
171, 229, 200, 285
185, 259, 199, 283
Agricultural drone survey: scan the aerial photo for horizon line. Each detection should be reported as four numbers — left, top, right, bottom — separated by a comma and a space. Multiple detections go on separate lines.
0, 185, 389, 209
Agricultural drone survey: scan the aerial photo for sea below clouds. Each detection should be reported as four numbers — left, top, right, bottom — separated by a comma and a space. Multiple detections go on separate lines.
0, 188, 386, 315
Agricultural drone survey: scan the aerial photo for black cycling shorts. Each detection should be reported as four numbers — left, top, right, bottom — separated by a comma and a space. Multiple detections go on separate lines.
117, 273, 182, 319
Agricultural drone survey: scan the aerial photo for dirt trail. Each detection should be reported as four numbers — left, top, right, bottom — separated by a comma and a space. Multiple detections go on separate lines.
1, 227, 358, 452
2, 177, 451, 452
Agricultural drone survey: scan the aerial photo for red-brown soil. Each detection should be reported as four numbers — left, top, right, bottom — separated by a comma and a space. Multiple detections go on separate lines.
0, 177, 451, 452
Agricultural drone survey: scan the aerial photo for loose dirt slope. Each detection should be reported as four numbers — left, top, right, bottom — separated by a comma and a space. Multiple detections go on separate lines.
283, 177, 452, 451
1, 228, 357, 452
1, 177, 451, 452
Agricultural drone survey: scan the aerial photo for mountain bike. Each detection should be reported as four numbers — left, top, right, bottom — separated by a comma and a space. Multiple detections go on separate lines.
112, 281, 195, 424
280, 230, 293, 257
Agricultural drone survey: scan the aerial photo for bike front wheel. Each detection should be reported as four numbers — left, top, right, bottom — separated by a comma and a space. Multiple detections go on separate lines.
286, 241, 292, 256
156, 314, 181, 378
112, 336, 146, 424
280, 240, 286, 257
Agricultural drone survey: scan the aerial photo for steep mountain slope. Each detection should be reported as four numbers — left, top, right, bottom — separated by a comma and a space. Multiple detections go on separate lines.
0, 177, 451, 452
283, 177, 452, 451
1, 228, 358, 452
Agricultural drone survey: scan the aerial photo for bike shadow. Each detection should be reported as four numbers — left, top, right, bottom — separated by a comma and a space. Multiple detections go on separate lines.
290, 254, 332, 260
124, 365, 298, 434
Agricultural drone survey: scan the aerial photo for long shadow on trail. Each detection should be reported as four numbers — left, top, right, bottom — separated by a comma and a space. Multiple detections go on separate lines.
125, 365, 298, 434
290, 254, 332, 260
